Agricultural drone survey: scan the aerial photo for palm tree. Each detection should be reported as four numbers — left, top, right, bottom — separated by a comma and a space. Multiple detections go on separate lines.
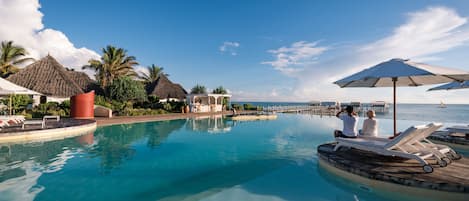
212, 86, 229, 107
0, 41, 35, 78
212, 86, 227, 94
83, 45, 138, 89
190, 84, 207, 94
139, 64, 168, 83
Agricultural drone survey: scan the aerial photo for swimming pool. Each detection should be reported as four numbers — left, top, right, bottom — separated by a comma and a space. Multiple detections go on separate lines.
0, 114, 467, 201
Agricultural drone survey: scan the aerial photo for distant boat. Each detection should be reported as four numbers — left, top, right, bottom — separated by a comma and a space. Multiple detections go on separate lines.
438, 101, 446, 108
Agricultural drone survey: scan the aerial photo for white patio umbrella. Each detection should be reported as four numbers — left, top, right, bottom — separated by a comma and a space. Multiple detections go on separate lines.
0, 77, 41, 115
334, 58, 469, 136
428, 80, 469, 91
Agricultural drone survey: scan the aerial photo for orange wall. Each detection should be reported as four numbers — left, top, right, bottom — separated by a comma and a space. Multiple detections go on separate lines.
70, 91, 95, 119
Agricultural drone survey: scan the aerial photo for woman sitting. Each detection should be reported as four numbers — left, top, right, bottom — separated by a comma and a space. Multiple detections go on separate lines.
334, 106, 359, 138
360, 110, 378, 137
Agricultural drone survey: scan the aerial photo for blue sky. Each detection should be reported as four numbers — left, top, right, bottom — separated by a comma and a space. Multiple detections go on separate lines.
2, 0, 469, 103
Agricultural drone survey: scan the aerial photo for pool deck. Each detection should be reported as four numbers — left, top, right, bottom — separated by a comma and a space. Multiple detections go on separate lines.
0, 119, 96, 144
96, 111, 258, 127
318, 142, 469, 197
429, 131, 469, 148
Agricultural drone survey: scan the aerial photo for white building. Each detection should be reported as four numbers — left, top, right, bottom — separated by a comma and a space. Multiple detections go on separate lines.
186, 93, 232, 113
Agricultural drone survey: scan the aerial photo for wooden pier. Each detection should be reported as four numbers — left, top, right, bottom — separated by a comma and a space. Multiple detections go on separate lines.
263, 104, 389, 115
317, 142, 469, 198
263, 105, 337, 115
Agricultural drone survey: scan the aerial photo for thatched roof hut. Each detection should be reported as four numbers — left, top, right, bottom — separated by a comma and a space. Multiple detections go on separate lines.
66, 70, 103, 95
147, 75, 187, 100
7, 55, 84, 97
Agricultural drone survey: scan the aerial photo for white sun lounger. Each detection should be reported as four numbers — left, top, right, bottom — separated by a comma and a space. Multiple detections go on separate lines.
21, 115, 60, 129
407, 123, 461, 164
334, 125, 440, 173
0, 120, 9, 130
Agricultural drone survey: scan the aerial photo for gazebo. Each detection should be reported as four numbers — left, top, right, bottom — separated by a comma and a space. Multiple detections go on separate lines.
186, 93, 231, 113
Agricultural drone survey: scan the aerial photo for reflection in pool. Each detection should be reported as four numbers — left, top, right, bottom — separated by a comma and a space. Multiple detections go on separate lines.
0, 114, 466, 201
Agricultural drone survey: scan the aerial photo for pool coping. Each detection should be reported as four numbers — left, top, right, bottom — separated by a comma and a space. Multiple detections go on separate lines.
95, 111, 258, 127
0, 121, 97, 144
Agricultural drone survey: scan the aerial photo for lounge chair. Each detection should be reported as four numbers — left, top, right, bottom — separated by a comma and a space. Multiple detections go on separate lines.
407, 123, 461, 163
22, 119, 45, 129
0, 115, 25, 125
0, 120, 9, 130
21, 115, 60, 129
334, 124, 443, 173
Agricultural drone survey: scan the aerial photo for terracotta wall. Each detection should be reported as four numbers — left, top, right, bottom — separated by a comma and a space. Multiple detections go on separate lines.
70, 91, 95, 119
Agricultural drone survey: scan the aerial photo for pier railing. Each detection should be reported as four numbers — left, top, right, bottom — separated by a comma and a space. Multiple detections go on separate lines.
263, 104, 389, 116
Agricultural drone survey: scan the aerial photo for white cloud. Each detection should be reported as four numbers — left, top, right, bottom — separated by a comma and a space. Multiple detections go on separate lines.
219, 41, 240, 56
261, 6, 469, 104
0, 0, 99, 71
262, 41, 328, 75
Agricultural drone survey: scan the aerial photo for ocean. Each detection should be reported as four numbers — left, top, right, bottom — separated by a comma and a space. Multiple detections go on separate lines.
233, 102, 469, 124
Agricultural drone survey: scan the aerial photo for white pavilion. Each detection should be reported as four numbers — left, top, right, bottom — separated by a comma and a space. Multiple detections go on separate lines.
186, 93, 232, 113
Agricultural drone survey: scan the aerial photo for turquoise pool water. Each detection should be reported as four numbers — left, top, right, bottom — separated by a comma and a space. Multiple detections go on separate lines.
0, 114, 467, 201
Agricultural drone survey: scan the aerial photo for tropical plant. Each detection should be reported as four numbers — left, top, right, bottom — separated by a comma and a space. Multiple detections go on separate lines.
139, 64, 168, 83
212, 86, 230, 107
107, 76, 147, 103
212, 86, 227, 94
0, 94, 33, 114
83, 45, 138, 90
190, 84, 206, 94
0, 41, 35, 78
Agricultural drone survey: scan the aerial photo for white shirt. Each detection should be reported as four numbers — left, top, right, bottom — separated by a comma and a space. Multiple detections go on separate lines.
362, 118, 378, 137
339, 114, 359, 137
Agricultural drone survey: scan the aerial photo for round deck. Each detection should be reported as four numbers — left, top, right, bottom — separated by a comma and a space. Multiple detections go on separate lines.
429, 131, 469, 147
317, 142, 469, 197
0, 119, 96, 144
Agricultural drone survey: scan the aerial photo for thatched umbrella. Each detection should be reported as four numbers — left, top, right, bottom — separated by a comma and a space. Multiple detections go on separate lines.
7, 55, 84, 98
147, 75, 187, 100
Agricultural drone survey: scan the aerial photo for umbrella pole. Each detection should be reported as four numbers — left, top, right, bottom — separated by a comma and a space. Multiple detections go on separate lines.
9, 95, 12, 115
393, 77, 397, 136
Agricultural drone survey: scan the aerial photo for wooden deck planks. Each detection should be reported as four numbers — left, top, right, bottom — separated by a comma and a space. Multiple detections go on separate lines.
318, 142, 469, 193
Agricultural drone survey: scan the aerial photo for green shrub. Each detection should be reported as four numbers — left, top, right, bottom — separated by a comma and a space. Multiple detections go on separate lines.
111, 100, 126, 112
95, 95, 112, 108
31, 100, 71, 118
107, 76, 147, 103
120, 108, 168, 116
231, 104, 243, 110
243, 103, 261, 110
0, 95, 33, 114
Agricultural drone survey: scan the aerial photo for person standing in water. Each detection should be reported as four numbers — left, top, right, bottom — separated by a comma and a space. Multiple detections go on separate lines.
334, 105, 359, 138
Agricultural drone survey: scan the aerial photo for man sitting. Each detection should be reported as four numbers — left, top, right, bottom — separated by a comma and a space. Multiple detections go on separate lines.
334, 106, 359, 138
